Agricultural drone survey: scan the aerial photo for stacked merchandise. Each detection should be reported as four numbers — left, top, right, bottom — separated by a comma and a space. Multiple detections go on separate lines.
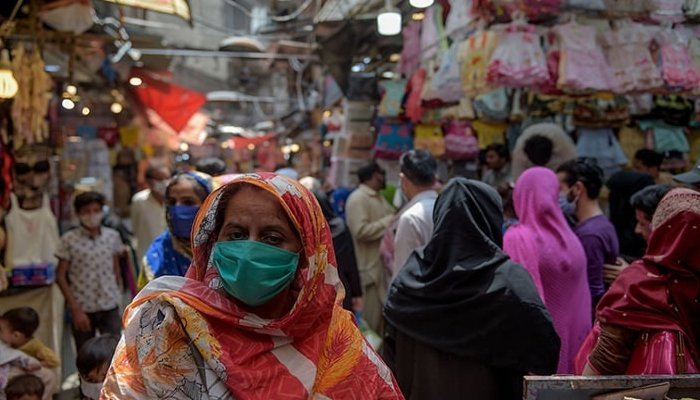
374, 0, 700, 179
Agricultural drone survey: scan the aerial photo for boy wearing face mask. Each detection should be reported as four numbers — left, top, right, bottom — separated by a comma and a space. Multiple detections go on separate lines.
76, 335, 119, 399
557, 159, 620, 314
56, 192, 123, 352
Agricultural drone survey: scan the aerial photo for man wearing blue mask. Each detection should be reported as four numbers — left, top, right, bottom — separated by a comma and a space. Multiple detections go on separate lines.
557, 158, 620, 313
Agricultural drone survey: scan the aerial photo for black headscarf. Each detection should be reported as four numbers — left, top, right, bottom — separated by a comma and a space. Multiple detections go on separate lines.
384, 178, 560, 374
607, 171, 655, 258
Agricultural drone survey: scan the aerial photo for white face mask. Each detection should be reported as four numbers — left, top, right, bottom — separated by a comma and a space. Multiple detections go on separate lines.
79, 212, 102, 229
80, 380, 103, 399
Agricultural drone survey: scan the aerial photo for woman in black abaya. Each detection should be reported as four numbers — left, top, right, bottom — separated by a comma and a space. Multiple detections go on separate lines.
383, 178, 560, 400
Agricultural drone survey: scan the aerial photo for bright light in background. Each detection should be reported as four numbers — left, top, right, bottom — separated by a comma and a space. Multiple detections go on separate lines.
44, 64, 60, 73
179, 142, 189, 152
409, 0, 434, 8
323, 140, 332, 147
377, 8, 402, 36
290, 144, 300, 153
66, 85, 77, 96
110, 102, 123, 114
220, 141, 230, 149
129, 77, 143, 86
61, 99, 75, 110
412, 12, 425, 21
351, 63, 365, 73
363, 57, 372, 64
382, 71, 396, 79
323, 110, 332, 118
389, 53, 401, 62
81, 106, 90, 116
247, 144, 255, 151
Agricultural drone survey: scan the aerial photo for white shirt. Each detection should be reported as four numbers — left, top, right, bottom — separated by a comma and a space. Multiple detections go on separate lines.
56, 227, 123, 313
130, 189, 166, 267
393, 190, 438, 275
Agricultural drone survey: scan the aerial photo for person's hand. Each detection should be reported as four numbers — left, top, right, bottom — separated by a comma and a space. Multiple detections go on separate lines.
604, 257, 629, 285
351, 297, 364, 313
22, 360, 41, 372
72, 308, 92, 332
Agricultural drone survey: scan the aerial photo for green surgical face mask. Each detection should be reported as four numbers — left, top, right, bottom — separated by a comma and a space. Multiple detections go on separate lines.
212, 240, 300, 307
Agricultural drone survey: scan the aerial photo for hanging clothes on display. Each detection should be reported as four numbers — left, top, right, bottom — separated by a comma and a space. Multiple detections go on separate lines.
649, 0, 686, 23
445, 0, 474, 41
602, 21, 663, 93
575, 128, 629, 180
552, 21, 618, 93
421, 5, 448, 62
459, 30, 499, 96
639, 119, 691, 154
5, 194, 60, 268
399, 21, 422, 78
658, 28, 700, 91
487, 21, 550, 88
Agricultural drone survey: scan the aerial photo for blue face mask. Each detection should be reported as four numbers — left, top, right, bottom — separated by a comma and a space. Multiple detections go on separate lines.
168, 205, 200, 239
559, 191, 577, 217
212, 240, 299, 307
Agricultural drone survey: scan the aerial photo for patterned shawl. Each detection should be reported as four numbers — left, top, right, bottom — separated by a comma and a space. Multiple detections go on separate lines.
102, 173, 402, 399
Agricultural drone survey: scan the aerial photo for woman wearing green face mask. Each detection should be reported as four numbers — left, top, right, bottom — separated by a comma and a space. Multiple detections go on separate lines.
102, 173, 403, 399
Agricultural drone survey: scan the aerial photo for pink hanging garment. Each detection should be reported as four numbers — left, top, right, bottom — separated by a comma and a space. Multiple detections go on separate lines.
399, 21, 422, 77
649, 0, 686, 23
658, 29, 700, 91
421, 6, 440, 62
602, 22, 663, 93
486, 23, 549, 88
405, 68, 427, 123
553, 21, 618, 93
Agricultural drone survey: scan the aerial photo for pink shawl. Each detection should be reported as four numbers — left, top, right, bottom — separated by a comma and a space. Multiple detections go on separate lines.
504, 167, 591, 373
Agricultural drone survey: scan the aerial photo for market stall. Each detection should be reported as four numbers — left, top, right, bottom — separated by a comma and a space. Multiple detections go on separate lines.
324, 0, 700, 188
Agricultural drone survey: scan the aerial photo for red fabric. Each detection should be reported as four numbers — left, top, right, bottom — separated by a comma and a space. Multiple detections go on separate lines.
131, 69, 206, 132
595, 189, 700, 367
405, 69, 426, 124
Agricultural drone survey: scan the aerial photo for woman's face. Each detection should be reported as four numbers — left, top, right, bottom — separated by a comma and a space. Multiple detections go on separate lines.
167, 180, 204, 207
217, 186, 302, 253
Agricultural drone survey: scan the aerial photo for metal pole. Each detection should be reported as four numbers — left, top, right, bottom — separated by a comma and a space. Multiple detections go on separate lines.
132, 48, 319, 60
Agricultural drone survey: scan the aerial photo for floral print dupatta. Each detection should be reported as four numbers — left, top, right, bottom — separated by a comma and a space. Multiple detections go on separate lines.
102, 173, 402, 400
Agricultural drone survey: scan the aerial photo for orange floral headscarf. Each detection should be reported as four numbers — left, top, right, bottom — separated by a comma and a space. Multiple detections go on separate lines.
103, 173, 402, 399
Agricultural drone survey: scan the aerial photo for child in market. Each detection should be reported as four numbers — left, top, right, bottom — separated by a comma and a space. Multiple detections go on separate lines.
55, 192, 123, 352
76, 335, 119, 400
0, 341, 55, 400
0, 308, 59, 369
4, 374, 44, 400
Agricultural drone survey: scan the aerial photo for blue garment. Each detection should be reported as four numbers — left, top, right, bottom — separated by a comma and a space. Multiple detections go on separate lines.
576, 128, 629, 181
145, 231, 191, 278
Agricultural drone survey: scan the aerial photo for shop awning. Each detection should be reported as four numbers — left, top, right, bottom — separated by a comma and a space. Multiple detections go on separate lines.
130, 68, 207, 133
99, 0, 191, 22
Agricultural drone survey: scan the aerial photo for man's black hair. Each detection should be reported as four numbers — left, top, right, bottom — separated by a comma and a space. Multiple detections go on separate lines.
76, 334, 120, 377
73, 191, 106, 213
357, 162, 384, 184
630, 184, 673, 221
557, 158, 605, 199
524, 135, 554, 166
400, 150, 437, 187
0, 307, 39, 338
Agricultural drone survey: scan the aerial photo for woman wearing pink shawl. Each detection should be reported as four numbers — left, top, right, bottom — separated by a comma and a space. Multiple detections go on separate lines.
504, 167, 591, 373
